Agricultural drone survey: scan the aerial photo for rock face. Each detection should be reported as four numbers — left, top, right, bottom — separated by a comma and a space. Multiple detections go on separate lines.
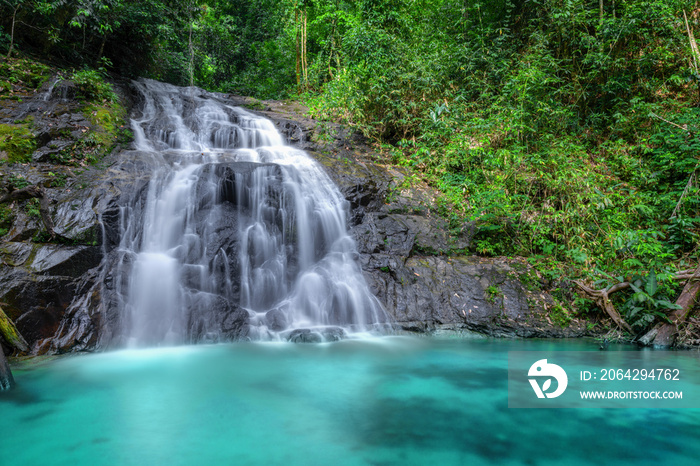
0, 153, 149, 354
0, 85, 587, 356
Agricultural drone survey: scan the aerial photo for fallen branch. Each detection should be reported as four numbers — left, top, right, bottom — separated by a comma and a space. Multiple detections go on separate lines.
0, 185, 55, 238
650, 112, 690, 132
576, 267, 700, 343
574, 280, 633, 333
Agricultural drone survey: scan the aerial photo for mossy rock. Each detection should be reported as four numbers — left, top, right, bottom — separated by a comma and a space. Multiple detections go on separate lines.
0, 58, 51, 90
78, 102, 128, 161
0, 306, 29, 353
0, 124, 36, 163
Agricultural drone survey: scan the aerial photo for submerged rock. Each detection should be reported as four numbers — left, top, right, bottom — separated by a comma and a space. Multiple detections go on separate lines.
287, 328, 323, 343
286, 327, 348, 343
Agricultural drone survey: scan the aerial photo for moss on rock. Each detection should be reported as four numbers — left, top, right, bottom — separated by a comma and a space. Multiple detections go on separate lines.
0, 306, 29, 353
0, 123, 36, 163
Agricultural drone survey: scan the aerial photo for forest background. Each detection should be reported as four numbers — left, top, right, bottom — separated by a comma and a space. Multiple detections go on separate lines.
3, 0, 700, 338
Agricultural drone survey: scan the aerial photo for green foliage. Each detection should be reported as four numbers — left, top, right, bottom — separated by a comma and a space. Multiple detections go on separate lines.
46, 171, 68, 187
621, 271, 681, 331
24, 198, 41, 218
71, 67, 117, 102
485, 285, 500, 304
550, 304, 573, 328
0, 204, 13, 237
5, 173, 30, 189
301, 0, 700, 332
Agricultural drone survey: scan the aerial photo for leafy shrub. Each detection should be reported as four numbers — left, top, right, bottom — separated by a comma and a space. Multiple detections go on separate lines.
71, 68, 117, 102
0, 204, 13, 237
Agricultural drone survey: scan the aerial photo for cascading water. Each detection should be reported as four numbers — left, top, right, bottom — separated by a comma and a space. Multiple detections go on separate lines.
113, 79, 388, 346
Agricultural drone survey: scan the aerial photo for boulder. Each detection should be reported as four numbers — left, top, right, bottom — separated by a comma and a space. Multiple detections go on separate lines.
286, 328, 323, 343
286, 326, 348, 343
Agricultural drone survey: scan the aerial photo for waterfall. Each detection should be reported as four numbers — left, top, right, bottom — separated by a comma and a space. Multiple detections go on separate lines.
113, 79, 388, 346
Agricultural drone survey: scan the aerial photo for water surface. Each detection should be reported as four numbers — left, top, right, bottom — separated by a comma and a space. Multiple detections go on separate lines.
2, 338, 699, 465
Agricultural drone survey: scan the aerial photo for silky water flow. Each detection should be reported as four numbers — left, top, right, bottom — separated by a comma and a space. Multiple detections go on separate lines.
112, 79, 388, 346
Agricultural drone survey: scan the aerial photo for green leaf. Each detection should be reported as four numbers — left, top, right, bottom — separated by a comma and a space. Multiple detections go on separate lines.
645, 270, 658, 296
655, 300, 682, 310
629, 283, 643, 294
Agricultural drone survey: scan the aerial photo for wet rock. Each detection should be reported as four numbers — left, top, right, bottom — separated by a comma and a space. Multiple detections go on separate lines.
320, 326, 348, 341
0, 346, 14, 391
362, 255, 587, 337
47, 304, 100, 353
0, 267, 80, 351
53, 80, 78, 101
287, 328, 323, 343
0, 242, 33, 266
221, 308, 250, 340
286, 326, 348, 343
351, 212, 468, 256
51, 183, 112, 245
30, 244, 101, 277
32, 140, 72, 163
265, 308, 289, 332
3, 209, 42, 243
178, 291, 250, 343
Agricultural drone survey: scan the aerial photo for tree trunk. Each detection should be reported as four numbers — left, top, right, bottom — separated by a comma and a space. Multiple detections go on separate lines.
301, 9, 308, 89
6, 4, 20, 59
295, 9, 300, 90
188, 16, 194, 88
640, 266, 700, 347
96, 34, 107, 66
328, 17, 336, 78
